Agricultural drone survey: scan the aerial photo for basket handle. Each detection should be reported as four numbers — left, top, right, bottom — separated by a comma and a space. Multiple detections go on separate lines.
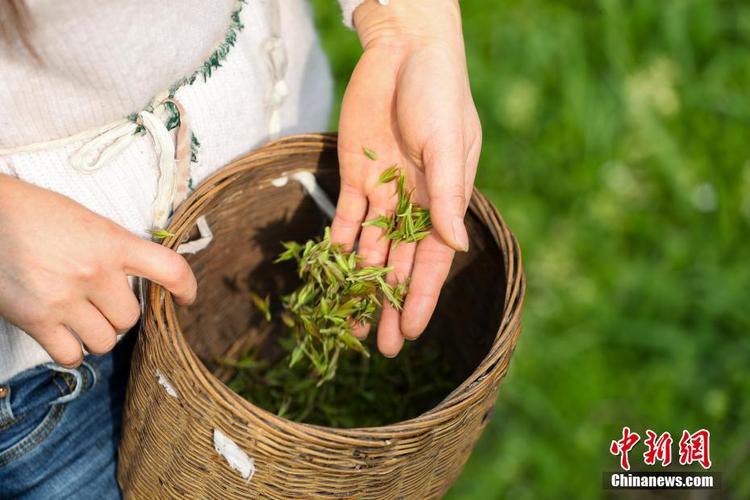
173, 171, 334, 257
134, 170, 337, 324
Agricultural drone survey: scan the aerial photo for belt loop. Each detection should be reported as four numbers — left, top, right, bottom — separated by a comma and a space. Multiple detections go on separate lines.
0, 385, 14, 424
81, 360, 99, 388
45, 364, 84, 405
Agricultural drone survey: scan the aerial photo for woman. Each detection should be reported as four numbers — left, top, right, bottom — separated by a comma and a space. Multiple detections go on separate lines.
0, 0, 481, 497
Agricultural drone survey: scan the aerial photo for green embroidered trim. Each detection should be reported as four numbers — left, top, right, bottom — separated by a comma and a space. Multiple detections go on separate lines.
125, 0, 244, 172
164, 104, 201, 165
164, 101, 181, 130
167, 0, 247, 97
129, 102, 201, 165
190, 133, 200, 164
127, 111, 145, 134
128, 0, 246, 126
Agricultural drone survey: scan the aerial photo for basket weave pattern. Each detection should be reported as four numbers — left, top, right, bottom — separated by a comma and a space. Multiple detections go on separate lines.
117, 134, 525, 499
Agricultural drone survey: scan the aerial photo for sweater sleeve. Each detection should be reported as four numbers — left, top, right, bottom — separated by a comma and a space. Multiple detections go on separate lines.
338, 0, 388, 30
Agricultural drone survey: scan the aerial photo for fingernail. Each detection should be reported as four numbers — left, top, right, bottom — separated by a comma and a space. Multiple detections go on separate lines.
61, 359, 84, 369
452, 217, 470, 252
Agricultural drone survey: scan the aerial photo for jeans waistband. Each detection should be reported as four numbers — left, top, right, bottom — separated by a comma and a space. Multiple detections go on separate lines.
0, 361, 99, 427
44, 362, 99, 405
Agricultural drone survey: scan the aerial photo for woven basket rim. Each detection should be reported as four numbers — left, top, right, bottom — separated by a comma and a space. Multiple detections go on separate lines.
145, 133, 525, 439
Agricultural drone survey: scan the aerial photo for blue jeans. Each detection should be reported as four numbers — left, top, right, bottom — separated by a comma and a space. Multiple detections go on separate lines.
0, 332, 135, 499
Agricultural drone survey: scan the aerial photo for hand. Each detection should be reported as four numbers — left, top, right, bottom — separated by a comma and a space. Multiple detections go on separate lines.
0, 174, 197, 367
331, 0, 481, 356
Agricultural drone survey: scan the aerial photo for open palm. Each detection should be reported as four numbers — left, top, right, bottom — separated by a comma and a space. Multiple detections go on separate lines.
331, 19, 481, 357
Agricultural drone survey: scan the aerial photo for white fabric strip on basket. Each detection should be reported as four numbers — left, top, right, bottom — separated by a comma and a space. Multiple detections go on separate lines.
174, 171, 334, 258
213, 428, 255, 481
155, 369, 179, 398
272, 171, 336, 220
176, 215, 213, 254
174, 171, 334, 255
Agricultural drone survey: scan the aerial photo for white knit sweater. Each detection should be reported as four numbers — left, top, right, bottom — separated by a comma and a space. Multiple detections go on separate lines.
0, 0, 367, 383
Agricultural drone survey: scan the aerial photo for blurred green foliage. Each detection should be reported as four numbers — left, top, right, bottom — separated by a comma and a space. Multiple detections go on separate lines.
310, 0, 750, 497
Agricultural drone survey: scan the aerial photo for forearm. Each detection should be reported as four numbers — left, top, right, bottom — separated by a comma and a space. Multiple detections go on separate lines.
0, 173, 23, 215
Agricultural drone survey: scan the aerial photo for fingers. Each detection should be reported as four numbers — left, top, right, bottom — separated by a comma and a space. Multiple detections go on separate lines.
353, 199, 392, 339
358, 202, 393, 267
89, 275, 142, 333
463, 110, 482, 196
377, 305, 404, 357
401, 233, 455, 340
377, 241, 416, 356
353, 322, 371, 340
423, 132, 470, 252
123, 238, 197, 305
331, 180, 368, 251
65, 302, 117, 356
30, 324, 84, 368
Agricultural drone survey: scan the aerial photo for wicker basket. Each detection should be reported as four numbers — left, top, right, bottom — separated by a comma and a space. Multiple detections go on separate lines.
117, 134, 525, 499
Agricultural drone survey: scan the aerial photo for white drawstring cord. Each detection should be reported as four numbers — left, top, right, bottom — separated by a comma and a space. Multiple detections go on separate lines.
0, 121, 131, 157
68, 119, 139, 173
139, 111, 178, 229
65, 105, 184, 231
264, 0, 288, 138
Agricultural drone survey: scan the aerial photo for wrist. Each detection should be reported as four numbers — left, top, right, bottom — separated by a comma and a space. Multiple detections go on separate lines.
353, 0, 462, 52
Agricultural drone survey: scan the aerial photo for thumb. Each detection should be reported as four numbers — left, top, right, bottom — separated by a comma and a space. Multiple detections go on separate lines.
123, 236, 198, 305
424, 133, 469, 252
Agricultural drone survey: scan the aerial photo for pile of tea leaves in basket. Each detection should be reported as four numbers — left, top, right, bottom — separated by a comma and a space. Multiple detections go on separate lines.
223, 165, 456, 427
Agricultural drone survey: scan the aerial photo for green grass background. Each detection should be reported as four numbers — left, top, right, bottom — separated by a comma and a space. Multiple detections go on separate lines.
310, 1, 750, 497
